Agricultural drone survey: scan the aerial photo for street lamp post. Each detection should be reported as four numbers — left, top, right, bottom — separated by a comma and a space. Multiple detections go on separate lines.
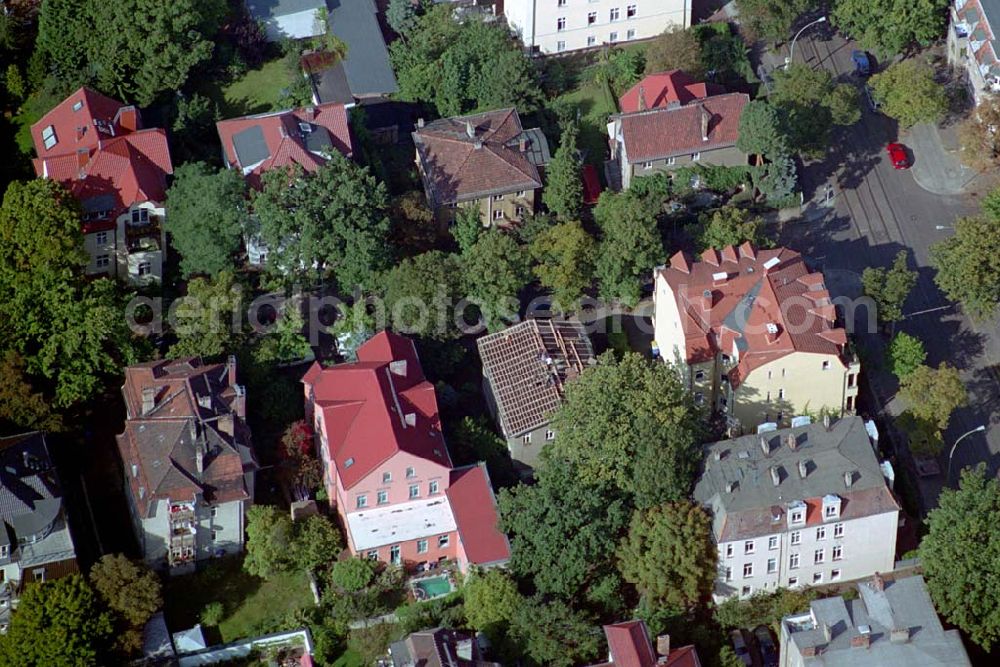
786, 17, 828, 68
947, 425, 988, 486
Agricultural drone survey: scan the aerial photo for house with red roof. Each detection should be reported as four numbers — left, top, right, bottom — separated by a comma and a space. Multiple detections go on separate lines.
301, 331, 510, 573
608, 92, 749, 190
412, 108, 550, 227
116, 356, 257, 572
589, 620, 702, 667
619, 70, 726, 114
948, 0, 1000, 105
31, 87, 173, 284
653, 244, 861, 433
216, 102, 353, 265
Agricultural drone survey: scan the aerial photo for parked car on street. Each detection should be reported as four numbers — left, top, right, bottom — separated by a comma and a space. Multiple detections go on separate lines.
887, 143, 910, 169
864, 85, 881, 112
753, 626, 779, 667
730, 629, 754, 666
852, 50, 871, 76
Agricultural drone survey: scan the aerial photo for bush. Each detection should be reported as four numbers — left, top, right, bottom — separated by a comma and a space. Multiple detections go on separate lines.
675, 164, 752, 193
201, 601, 225, 627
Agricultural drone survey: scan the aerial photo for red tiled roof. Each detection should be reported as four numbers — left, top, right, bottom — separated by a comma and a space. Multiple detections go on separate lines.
658, 244, 849, 387
604, 621, 658, 667
618, 93, 749, 163
413, 108, 542, 205
31, 87, 173, 216
662, 646, 701, 667
619, 70, 725, 113
446, 464, 510, 566
216, 103, 353, 188
302, 331, 452, 489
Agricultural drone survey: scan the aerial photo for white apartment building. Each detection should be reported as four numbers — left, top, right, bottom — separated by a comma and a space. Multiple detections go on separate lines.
693, 417, 899, 600
504, 0, 690, 54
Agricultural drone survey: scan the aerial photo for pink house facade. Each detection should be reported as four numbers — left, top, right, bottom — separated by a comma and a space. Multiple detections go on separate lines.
302, 332, 510, 573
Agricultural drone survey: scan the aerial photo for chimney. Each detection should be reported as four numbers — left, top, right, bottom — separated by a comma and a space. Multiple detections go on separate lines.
141, 387, 156, 415
726, 481, 737, 493
786, 433, 797, 450
232, 384, 247, 419
466, 120, 475, 139
760, 436, 770, 456
474, 139, 483, 150
116, 106, 138, 132
638, 85, 647, 111
700, 106, 711, 141
218, 413, 235, 437
656, 635, 670, 658
844, 470, 854, 487
798, 459, 808, 479
519, 135, 528, 152
227, 354, 237, 386
872, 571, 885, 591
889, 628, 910, 644
701, 289, 713, 310
417, 117, 424, 128
304, 105, 315, 118
404, 413, 417, 427
821, 623, 832, 643
389, 359, 408, 377
769, 466, 780, 487
76, 148, 90, 171
823, 413, 831, 430
851, 634, 871, 649
801, 646, 817, 658
765, 322, 780, 343
195, 442, 205, 475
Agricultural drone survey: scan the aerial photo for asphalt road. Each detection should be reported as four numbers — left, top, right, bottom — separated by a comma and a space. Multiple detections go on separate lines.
768, 28, 1000, 512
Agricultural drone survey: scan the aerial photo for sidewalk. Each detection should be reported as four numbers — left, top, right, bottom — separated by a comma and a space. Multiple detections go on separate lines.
906, 122, 975, 195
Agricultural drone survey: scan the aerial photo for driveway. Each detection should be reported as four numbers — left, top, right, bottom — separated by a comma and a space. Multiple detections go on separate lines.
906, 122, 976, 195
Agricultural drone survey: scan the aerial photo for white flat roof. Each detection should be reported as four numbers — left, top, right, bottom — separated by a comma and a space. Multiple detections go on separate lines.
347, 497, 457, 551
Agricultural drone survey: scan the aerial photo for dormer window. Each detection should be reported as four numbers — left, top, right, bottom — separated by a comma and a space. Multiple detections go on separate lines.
788, 500, 806, 527
822, 494, 842, 520
41, 125, 57, 150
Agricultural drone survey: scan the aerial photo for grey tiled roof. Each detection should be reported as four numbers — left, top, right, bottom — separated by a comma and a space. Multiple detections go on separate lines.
327, 0, 398, 97
246, 0, 325, 19
784, 576, 972, 666
693, 417, 899, 541
0, 433, 64, 544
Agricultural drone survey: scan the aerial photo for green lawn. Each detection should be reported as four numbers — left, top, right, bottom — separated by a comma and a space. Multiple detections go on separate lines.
221, 58, 293, 116
332, 649, 365, 667
163, 556, 314, 644
555, 78, 618, 168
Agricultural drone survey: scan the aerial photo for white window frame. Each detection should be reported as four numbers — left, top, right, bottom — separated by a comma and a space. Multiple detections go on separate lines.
626, 4, 636, 16
725, 566, 732, 581
406, 467, 416, 479
137, 261, 152, 277
831, 568, 842, 581
626, 28, 635, 39
493, 209, 504, 221
833, 523, 844, 538
523, 433, 532, 444
642, 161, 653, 169
409, 484, 420, 499
768, 536, 778, 550
356, 495, 367, 508
587, 35, 596, 46
744, 540, 755, 555
95, 231, 109, 245
825, 504, 839, 518
438, 534, 450, 548
609, 30, 618, 41
743, 563, 753, 578
813, 572, 824, 584
382, 471, 392, 484
42, 125, 57, 150
131, 208, 149, 224
816, 526, 826, 540
789, 553, 800, 569
725, 544, 733, 559
545, 430, 555, 441
609, 7, 620, 21
557, 16, 566, 30
741, 585, 752, 596
692, 152, 701, 161
822, 360, 831, 370
95, 254, 110, 269
429, 480, 439, 495
832, 545, 843, 561
767, 558, 777, 574
788, 576, 798, 587
587, 10, 597, 24
790, 530, 801, 545
814, 548, 825, 565
377, 490, 388, 505
367, 550, 379, 560
417, 539, 428, 554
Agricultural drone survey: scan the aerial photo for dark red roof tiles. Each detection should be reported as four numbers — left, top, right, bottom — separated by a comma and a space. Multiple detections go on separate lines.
619, 69, 725, 113
603, 621, 658, 667
618, 93, 749, 163
446, 464, 510, 565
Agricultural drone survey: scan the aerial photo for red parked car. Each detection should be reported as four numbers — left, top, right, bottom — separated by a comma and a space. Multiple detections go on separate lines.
887, 143, 910, 169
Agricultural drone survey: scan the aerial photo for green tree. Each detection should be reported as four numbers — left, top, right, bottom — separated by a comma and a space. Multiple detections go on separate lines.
921, 466, 1000, 649
547, 353, 702, 504
719, 646, 746, 667
244, 505, 296, 578
5, 64, 25, 101
698, 206, 770, 251
166, 163, 247, 277
959, 95, 1000, 171
861, 250, 917, 323
292, 515, 344, 574
543, 122, 584, 221
170, 94, 221, 163
387, 0, 419, 36
887, 332, 926, 379
529, 221, 597, 310
870, 60, 948, 128
252, 156, 391, 289
594, 191, 664, 307
714, 587, 817, 633
461, 231, 530, 331
330, 558, 379, 593
832, 0, 949, 58
89, 554, 162, 655
771, 63, 860, 155
735, 0, 816, 42
930, 214, 1000, 320
447, 416, 518, 488
463, 569, 523, 636
168, 271, 244, 359
736, 100, 789, 162
253, 305, 312, 365
644, 25, 704, 77
509, 596, 601, 667
0, 573, 114, 666
382, 250, 463, 339
389, 191, 439, 258
0, 351, 62, 432
499, 462, 630, 606
451, 207, 484, 254
753, 154, 798, 204
619, 502, 717, 610
899, 363, 967, 431
200, 602, 224, 627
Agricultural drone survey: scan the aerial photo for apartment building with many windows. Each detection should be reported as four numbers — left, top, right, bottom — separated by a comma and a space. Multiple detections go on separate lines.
302, 331, 510, 573
693, 417, 899, 600
504, 0, 690, 54
653, 244, 861, 434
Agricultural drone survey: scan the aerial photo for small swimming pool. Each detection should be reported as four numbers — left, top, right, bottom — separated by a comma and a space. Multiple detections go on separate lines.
412, 575, 453, 600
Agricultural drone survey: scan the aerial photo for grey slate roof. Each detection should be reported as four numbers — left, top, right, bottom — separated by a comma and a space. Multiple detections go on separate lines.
693, 417, 899, 542
0, 433, 64, 544
232, 125, 270, 169
326, 0, 398, 98
246, 0, 325, 19
783, 576, 972, 666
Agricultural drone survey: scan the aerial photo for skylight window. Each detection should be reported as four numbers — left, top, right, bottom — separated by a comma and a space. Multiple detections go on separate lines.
344, 457, 354, 468
41, 125, 57, 150
72, 100, 84, 112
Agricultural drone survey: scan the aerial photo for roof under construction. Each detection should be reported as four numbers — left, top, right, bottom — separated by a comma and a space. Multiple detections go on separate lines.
477, 319, 596, 438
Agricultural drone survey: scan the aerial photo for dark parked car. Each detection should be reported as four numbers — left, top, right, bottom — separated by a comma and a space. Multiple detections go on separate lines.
852, 49, 871, 76
753, 626, 779, 667
730, 629, 754, 666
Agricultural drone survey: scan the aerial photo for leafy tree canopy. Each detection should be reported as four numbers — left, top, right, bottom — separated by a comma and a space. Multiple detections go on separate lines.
330, 558, 379, 593
644, 26, 705, 78
735, 0, 817, 42
753, 154, 799, 205
463, 568, 524, 637
168, 271, 244, 360
959, 94, 1000, 171
594, 191, 664, 307
461, 231, 530, 331
529, 220, 597, 310
244, 504, 296, 578
387, 0, 419, 36
89, 554, 162, 628
899, 363, 967, 431
252, 305, 312, 366
543, 122, 584, 222
446, 416, 518, 489
547, 352, 702, 504
509, 596, 602, 667
0, 351, 62, 432
389, 192, 439, 258
887, 332, 926, 379
698, 206, 770, 251
869, 60, 949, 128
861, 250, 917, 323
736, 100, 789, 161
771, 63, 860, 155
0, 573, 114, 666
618, 502, 717, 610
166, 162, 247, 277
921, 467, 1000, 649
930, 213, 1000, 320
832, 0, 949, 58
252, 156, 391, 290
382, 250, 464, 339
